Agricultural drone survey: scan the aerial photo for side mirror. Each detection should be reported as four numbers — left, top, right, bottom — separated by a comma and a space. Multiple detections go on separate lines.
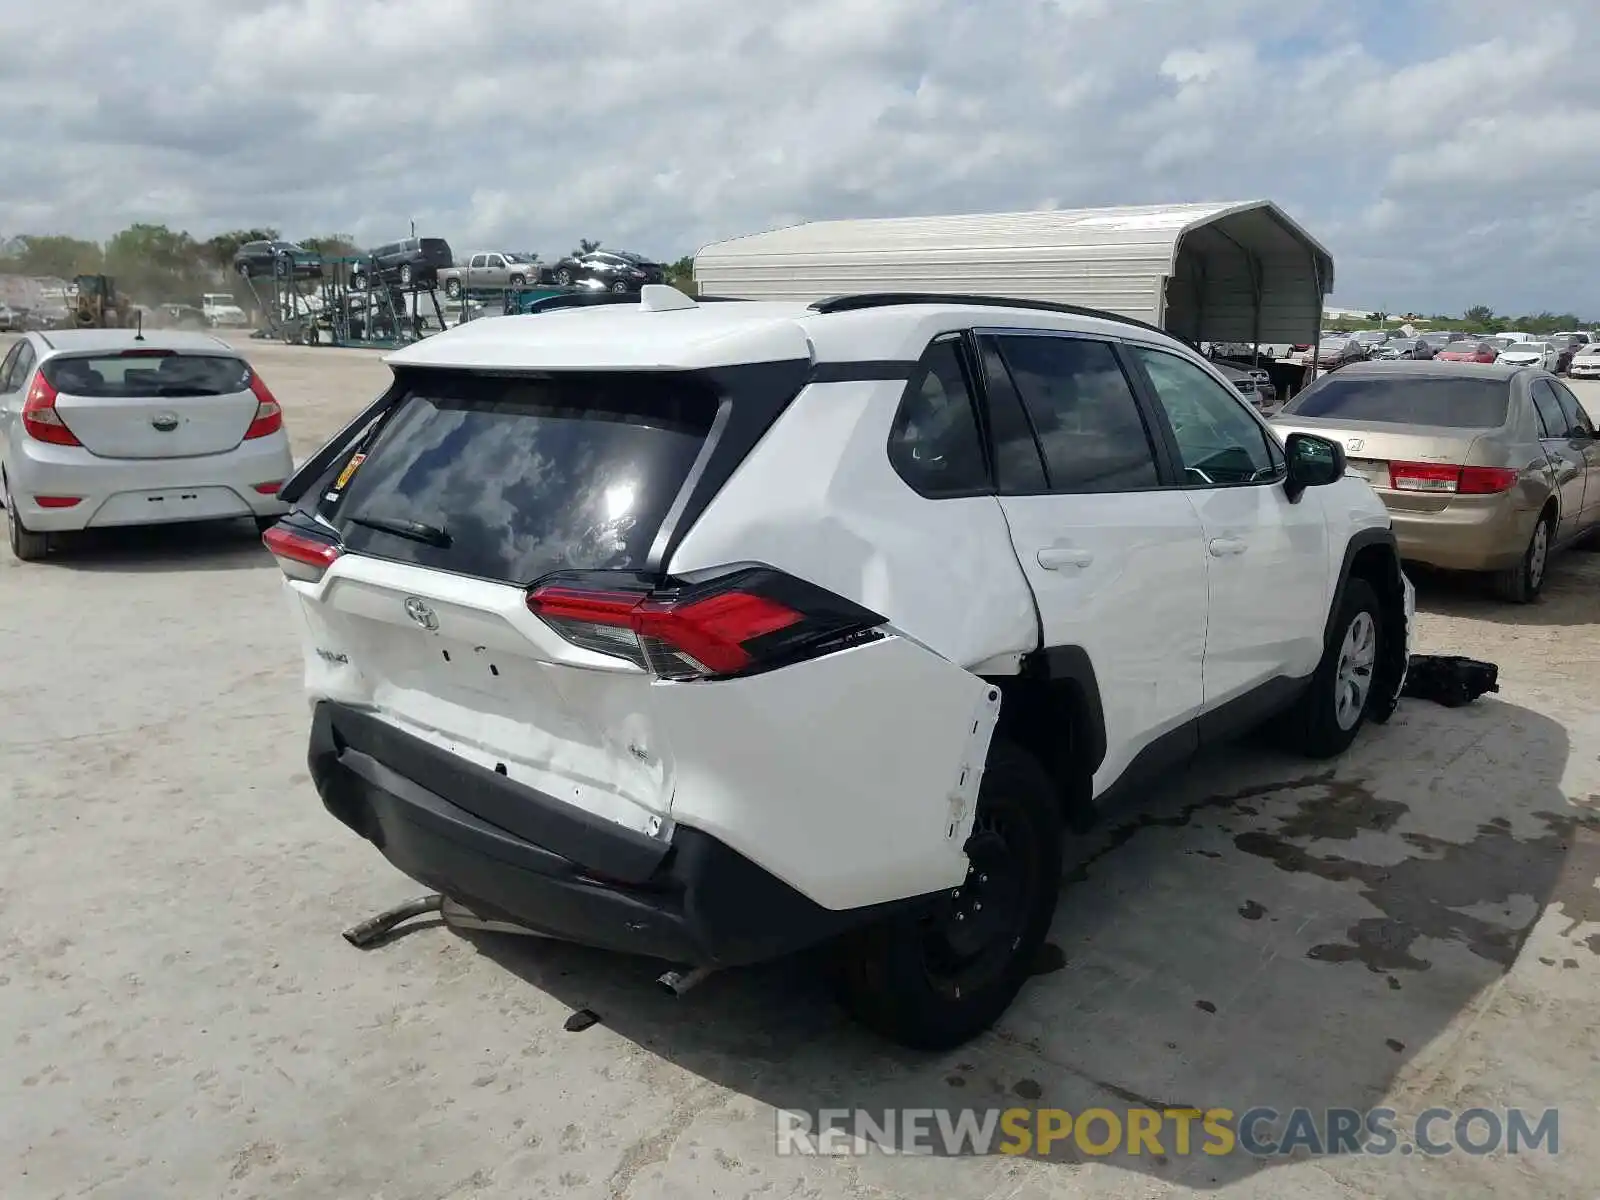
1284, 432, 1346, 502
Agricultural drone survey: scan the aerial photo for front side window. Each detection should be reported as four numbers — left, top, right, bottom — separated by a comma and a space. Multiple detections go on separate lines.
1132, 346, 1279, 486
990, 335, 1159, 493
887, 337, 989, 497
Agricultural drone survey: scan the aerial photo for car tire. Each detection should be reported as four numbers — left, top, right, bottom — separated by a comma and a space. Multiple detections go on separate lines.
1492, 513, 1552, 603
555, 269, 572, 286
508, 274, 525, 288
611, 280, 630, 294
1278, 577, 1383, 759
351, 272, 367, 292
445, 279, 461, 299
833, 739, 1063, 1050
237, 262, 252, 279
5, 484, 50, 562
399, 264, 414, 288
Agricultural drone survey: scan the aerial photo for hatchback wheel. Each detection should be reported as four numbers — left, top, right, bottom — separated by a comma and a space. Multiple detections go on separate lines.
834, 740, 1062, 1050
611, 280, 630, 294
1494, 514, 1552, 603
5, 482, 50, 562
555, 268, 573, 286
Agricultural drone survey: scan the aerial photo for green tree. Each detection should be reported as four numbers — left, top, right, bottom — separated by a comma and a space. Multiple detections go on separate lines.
0, 234, 104, 278
104, 223, 206, 303
300, 233, 360, 260
664, 254, 696, 293
576, 238, 602, 254
1462, 304, 1497, 328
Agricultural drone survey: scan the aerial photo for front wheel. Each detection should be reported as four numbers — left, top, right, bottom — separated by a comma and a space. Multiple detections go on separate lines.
399, 264, 414, 287
237, 262, 252, 279
834, 740, 1062, 1050
610, 280, 630, 294
1278, 577, 1382, 759
445, 278, 461, 299
555, 268, 572, 286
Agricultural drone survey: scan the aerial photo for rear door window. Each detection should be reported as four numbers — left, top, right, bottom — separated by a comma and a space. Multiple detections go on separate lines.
0, 342, 22, 391
992, 335, 1159, 492
325, 370, 724, 584
1530, 379, 1568, 438
1550, 380, 1596, 438
42, 353, 249, 397
7, 342, 36, 391
1284, 376, 1511, 428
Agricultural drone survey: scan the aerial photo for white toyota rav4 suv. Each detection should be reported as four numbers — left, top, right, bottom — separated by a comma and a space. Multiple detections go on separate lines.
268, 288, 1413, 1049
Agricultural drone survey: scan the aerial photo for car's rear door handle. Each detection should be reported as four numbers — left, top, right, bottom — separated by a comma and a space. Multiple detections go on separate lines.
1207, 536, 1247, 557
1037, 546, 1094, 570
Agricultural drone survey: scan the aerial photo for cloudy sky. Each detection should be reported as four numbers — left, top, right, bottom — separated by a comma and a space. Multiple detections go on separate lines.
2, 0, 1596, 316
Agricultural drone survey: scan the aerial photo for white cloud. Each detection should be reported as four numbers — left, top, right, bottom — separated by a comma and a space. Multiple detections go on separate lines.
0, 0, 1596, 314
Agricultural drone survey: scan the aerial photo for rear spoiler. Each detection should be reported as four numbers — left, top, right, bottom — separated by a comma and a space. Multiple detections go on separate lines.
279, 377, 404, 506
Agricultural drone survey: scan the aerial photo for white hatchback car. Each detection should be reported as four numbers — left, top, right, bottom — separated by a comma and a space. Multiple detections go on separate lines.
0, 329, 292, 560
269, 288, 1414, 1048
1569, 343, 1600, 379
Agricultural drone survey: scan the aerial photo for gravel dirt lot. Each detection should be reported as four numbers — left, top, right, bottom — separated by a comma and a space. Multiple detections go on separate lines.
2, 335, 1598, 1199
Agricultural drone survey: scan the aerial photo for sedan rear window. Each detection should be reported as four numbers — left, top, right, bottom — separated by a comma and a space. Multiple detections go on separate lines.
1282, 376, 1510, 428
325, 370, 727, 585
42, 353, 250, 397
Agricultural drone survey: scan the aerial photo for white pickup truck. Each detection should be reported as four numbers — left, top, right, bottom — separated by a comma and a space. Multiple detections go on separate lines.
437, 252, 544, 298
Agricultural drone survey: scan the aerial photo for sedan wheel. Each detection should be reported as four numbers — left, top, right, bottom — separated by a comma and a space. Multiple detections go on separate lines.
556, 269, 572, 286
445, 279, 461, 299
1494, 515, 1552, 603
611, 280, 629, 294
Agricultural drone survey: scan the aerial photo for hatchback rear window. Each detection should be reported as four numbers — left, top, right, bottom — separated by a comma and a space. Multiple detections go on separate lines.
326, 371, 722, 584
419, 239, 453, 262
1282, 376, 1510, 428
42, 353, 250, 397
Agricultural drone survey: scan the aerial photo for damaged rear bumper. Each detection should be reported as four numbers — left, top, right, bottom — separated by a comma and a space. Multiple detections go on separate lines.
308, 701, 913, 967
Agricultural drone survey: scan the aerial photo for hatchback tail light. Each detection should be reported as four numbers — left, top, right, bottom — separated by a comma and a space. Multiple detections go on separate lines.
527, 567, 885, 680
263, 522, 341, 582
21, 372, 81, 446
244, 372, 283, 439
1389, 462, 1518, 494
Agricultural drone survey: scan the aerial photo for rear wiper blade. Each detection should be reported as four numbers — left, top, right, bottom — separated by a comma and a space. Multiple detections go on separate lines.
348, 514, 452, 548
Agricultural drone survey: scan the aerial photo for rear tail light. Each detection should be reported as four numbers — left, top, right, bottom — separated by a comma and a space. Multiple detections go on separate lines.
527, 567, 885, 681
263, 523, 341, 582
1388, 462, 1518, 494
252, 480, 284, 494
244, 372, 283, 439
34, 495, 81, 508
21, 373, 81, 446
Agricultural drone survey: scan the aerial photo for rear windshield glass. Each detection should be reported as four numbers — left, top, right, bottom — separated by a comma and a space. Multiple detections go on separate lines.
1282, 376, 1510, 428
419, 239, 452, 260
327, 371, 720, 584
42, 353, 250, 397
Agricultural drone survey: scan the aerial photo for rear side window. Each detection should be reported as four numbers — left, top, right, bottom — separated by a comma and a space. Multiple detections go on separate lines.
1284, 376, 1510, 428
1530, 380, 1568, 438
420, 238, 452, 260
42, 353, 249, 397
887, 338, 989, 497
994, 335, 1159, 492
328, 371, 722, 584
1550, 380, 1596, 438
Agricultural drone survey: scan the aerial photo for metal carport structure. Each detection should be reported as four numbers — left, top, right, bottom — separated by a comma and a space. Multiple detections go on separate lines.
692, 200, 1334, 349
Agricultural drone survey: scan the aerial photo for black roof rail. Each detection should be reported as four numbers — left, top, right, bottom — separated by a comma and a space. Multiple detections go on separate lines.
520, 291, 746, 315
807, 292, 1172, 339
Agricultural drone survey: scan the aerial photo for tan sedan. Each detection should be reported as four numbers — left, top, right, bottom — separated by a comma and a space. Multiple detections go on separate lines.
1272, 361, 1600, 601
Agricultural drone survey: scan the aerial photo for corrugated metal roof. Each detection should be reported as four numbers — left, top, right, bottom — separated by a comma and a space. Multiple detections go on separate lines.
693, 200, 1334, 345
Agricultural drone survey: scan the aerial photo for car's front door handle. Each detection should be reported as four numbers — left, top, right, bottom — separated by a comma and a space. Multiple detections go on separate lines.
1037, 546, 1094, 570
1207, 536, 1247, 557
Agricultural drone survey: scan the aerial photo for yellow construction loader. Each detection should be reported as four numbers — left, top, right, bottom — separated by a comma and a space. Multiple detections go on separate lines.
71, 275, 133, 328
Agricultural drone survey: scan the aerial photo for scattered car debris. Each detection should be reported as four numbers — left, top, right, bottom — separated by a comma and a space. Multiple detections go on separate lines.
1401, 655, 1500, 707
564, 1008, 601, 1033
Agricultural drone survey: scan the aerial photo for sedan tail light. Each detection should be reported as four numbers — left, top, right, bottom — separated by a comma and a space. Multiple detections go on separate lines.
21, 372, 82, 446
1389, 462, 1518, 494
244, 372, 283, 439
527, 567, 885, 681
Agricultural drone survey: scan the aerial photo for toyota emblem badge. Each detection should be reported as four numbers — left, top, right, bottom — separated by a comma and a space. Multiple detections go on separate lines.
404, 597, 439, 630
